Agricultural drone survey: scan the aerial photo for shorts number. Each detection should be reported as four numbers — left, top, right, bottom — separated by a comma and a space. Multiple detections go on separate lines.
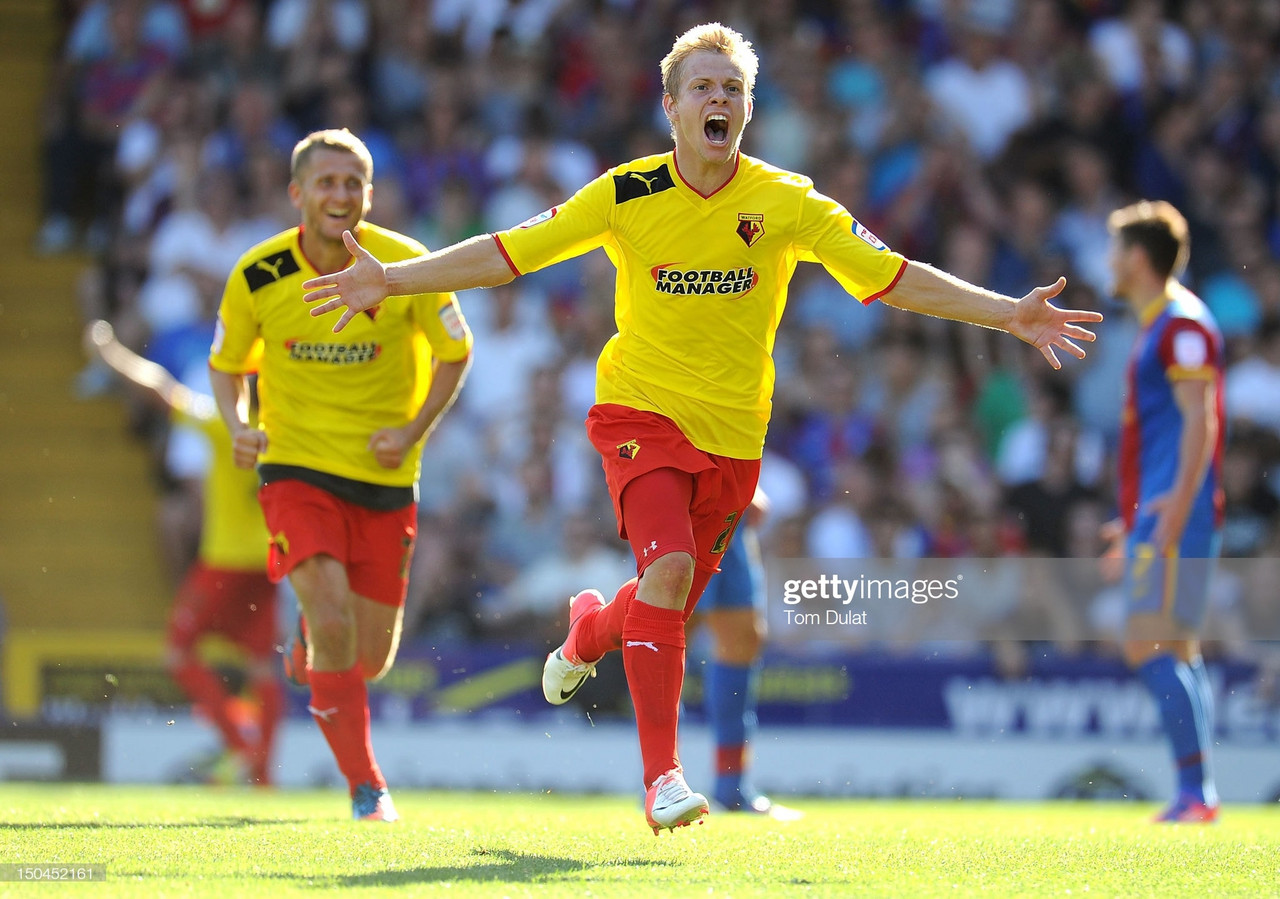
1131, 543, 1155, 598
711, 512, 740, 555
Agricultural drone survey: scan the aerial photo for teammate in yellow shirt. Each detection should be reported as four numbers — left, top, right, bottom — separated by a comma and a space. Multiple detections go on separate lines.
86, 320, 283, 786
209, 129, 472, 821
302, 24, 1101, 833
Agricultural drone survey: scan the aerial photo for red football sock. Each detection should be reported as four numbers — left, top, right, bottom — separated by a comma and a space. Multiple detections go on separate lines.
570, 578, 637, 663
716, 744, 746, 776
308, 664, 384, 794
249, 672, 286, 786
622, 598, 687, 789
171, 659, 251, 754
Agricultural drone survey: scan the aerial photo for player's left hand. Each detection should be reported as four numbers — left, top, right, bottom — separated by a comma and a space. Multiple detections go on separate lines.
369, 427, 412, 469
1009, 278, 1103, 369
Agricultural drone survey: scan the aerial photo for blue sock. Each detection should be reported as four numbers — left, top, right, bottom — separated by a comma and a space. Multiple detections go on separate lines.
1137, 655, 1207, 802
705, 659, 757, 805
1186, 658, 1219, 805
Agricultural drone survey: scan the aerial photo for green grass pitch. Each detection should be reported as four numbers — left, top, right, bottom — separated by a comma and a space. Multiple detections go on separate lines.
1, 785, 1276, 897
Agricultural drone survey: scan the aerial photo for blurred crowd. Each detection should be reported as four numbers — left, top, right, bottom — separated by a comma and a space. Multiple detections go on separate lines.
44, 0, 1280, 671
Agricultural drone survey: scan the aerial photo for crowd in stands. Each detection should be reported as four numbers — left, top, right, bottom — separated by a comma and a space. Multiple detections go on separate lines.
45, 0, 1280, 674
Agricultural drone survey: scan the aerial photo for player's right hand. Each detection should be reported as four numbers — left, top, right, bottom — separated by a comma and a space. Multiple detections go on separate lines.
1009, 277, 1102, 370
302, 230, 388, 333
231, 427, 267, 469
1098, 517, 1125, 583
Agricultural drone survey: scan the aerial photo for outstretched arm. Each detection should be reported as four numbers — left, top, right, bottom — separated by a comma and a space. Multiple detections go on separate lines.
83, 320, 215, 420
303, 231, 515, 333
883, 262, 1102, 369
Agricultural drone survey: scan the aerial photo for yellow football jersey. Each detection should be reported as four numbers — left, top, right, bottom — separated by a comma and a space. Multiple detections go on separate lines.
494, 151, 905, 458
209, 223, 472, 487
174, 407, 270, 571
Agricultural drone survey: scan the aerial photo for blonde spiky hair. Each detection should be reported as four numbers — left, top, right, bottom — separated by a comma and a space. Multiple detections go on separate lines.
660, 22, 758, 100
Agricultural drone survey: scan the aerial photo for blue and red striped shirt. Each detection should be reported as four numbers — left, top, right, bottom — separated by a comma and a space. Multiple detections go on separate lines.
1117, 285, 1225, 532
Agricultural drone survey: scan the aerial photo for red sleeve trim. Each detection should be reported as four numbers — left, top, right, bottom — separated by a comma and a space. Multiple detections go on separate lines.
435, 348, 473, 365
491, 233, 521, 277
860, 257, 907, 306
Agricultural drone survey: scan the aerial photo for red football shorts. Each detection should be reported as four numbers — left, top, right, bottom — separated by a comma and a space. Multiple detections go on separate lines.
168, 561, 278, 658
258, 479, 417, 607
585, 403, 760, 579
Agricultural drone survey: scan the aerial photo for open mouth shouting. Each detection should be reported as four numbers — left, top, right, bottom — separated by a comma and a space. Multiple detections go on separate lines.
705, 113, 730, 147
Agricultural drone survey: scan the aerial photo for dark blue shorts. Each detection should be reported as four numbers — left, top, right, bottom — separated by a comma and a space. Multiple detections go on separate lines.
1124, 515, 1220, 629
698, 527, 765, 612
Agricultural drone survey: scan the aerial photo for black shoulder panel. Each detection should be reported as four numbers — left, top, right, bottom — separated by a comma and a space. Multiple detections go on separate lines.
613, 165, 676, 205
243, 249, 302, 292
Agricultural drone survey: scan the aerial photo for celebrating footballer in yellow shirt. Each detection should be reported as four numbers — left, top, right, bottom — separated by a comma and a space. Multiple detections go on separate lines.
301, 23, 1102, 834
85, 320, 282, 788
210, 129, 472, 823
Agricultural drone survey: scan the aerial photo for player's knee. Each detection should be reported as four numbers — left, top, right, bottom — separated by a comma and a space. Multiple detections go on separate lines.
713, 616, 764, 663
732, 621, 765, 660
639, 551, 695, 609
1123, 639, 1163, 668
307, 608, 355, 658
358, 647, 394, 681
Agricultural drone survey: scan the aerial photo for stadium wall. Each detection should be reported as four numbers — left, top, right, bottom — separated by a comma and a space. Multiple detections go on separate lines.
7, 648, 1278, 802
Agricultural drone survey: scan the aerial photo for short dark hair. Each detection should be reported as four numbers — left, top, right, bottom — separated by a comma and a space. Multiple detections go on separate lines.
1107, 200, 1190, 280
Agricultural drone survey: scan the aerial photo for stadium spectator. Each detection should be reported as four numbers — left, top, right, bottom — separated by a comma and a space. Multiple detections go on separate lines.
454, 281, 559, 427
1217, 427, 1280, 559
1225, 314, 1280, 436
1088, 0, 1194, 101
923, 11, 1032, 163
144, 166, 277, 338
265, 0, 368, 56
201, 79, 298, 181
300, 22, 1100, 834
208, 129, 473, 821
484, 512, 632, 642
400, 90, 491, 233
39, 0, 175, 253
989, 176, 1064, 301
859, 328, 949, 458
1053, 141, 1126, 300
806, 455, 878, 561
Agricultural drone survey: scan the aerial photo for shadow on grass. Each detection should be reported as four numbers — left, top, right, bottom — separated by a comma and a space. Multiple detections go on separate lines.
331, 848, 681, 886
0, 816, 308, 830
